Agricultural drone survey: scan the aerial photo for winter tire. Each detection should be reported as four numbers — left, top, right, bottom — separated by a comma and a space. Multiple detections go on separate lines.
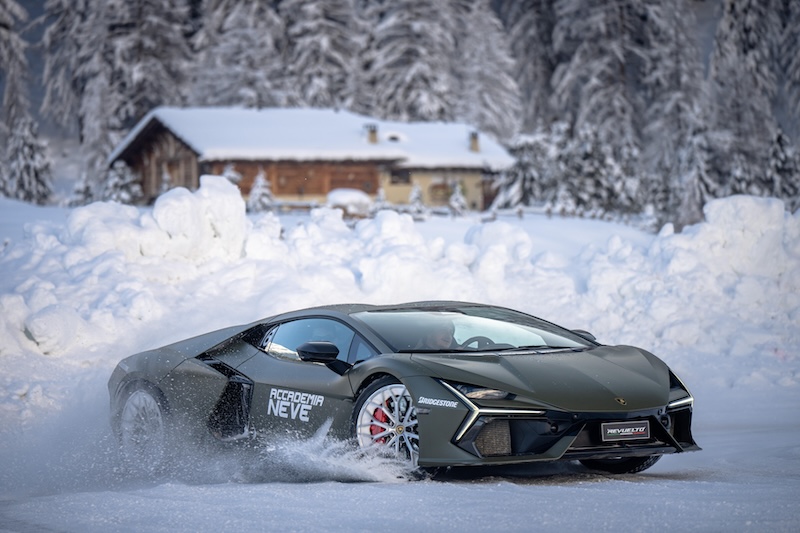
117, 383, 169, 475
353, 376, 419, 464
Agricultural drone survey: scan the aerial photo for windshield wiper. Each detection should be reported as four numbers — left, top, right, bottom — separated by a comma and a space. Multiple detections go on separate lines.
496, 345, 582, 352
398, 348, 475, 354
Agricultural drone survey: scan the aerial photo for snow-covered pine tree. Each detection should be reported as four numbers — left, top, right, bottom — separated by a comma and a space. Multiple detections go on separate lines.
448, 181, 467, 216
0, 165, 7, 198
40, 0, 87, 129
68, 173, 94, 207
76, 2, 123, 200
1, 0, 30, 195
103, 161, 143, 203
675, 124, 720, 229
640, 0, 708, 225
492, 135, 543, 209
496, 0, 557, 132
247, 168, 275, 213
280, 0, 365, 108
551, 0, 645, 163
779, 0, 800, 140
452, 0, 521, 141
42, 0, 191, 199
557, 126, 637, 217
42, 0, 118, 200
766, 128, 800, 211
1, 1, 54, 205
190, 0, 286, 108
5, 116, 53, 204
707, 0, 782, 183
107, 0, 192, 127
490, 162, 525, 211
222, 163, 242, 184
371, 186, 390, 213
727, 153, 755, 195
363, 0, 458, 121
347, 0, 386, 117
1, 0, 28, 120
492, 122, 571, 210
409, 182, 425, 214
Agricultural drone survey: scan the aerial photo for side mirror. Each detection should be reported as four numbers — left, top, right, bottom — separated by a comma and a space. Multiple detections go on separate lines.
297, 341, 351, 376
572, 329, 597, 342
297, 341, 339, 362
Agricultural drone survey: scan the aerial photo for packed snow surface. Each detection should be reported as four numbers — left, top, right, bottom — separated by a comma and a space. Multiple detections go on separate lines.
1, 176, 798, 531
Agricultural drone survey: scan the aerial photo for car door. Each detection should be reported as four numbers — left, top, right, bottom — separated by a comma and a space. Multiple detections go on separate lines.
235, 317, 360, 440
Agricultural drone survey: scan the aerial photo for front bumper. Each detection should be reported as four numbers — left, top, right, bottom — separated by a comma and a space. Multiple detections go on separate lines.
414, 380, 699, 467
456, 406, 699, 464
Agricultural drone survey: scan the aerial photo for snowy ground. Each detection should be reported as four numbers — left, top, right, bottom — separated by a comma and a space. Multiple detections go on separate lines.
0, 176, 798, 532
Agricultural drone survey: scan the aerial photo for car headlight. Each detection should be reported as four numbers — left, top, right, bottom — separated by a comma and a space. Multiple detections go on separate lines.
452, 382, 513, 401
668, 396, 694, 409
667, 371, 694, 409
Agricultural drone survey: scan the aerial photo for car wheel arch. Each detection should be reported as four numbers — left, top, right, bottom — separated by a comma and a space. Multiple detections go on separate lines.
353, 372, 402, 398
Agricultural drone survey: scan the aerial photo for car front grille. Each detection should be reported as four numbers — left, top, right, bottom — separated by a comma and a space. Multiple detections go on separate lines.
474, 419, 511, 456
457, 409, 694, 460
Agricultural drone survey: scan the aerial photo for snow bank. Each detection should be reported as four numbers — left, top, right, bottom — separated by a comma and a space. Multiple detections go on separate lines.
0, 178, 797, 433
326, 188, 373, 217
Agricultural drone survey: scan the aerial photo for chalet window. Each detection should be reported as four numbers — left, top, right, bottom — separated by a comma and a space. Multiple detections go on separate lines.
429, 183, 450, 204
390, 169, 411, 184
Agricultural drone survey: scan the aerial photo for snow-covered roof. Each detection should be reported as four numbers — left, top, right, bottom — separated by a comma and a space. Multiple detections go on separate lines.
110, 107, 514, 171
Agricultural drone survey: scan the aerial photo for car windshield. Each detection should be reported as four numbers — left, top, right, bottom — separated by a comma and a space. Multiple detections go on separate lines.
351, 306, 593, 353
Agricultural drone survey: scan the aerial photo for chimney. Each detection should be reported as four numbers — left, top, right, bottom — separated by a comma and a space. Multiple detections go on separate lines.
469, 131, 479, 152
366, 123, 378, 144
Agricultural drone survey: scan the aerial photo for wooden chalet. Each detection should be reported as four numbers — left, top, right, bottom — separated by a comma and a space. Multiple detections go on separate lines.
108, 107, 514, 209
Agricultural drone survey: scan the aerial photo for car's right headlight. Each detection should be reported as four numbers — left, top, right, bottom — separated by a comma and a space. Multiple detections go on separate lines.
451, 382, 513, 401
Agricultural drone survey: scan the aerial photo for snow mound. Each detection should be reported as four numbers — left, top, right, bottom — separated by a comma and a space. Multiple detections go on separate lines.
0, 185, 797, 433
327, 188, 373, 217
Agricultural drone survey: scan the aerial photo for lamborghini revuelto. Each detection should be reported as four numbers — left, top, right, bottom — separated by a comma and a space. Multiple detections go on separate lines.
108, 301, 699, 474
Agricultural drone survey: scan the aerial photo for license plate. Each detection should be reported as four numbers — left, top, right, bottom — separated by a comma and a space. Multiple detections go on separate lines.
601, 420, 650, 441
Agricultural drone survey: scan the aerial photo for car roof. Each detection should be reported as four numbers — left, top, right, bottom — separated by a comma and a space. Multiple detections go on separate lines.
270, 300, 491, 319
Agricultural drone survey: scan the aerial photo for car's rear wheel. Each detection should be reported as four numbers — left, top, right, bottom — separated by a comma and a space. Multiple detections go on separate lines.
352, 376, 419, 465
117, 383, 168, 475
580, 454, 661, 474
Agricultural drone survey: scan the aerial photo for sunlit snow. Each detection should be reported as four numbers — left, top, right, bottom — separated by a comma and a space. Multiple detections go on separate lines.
0, 176, 798, 532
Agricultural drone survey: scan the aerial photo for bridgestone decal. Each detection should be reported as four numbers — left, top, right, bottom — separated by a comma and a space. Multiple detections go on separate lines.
418, 396, 459, 409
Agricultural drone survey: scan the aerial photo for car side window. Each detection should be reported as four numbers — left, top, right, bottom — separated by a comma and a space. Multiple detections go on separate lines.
267, 318, 355, 362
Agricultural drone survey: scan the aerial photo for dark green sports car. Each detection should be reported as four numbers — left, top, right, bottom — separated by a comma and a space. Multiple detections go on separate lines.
108, 301, 699, 475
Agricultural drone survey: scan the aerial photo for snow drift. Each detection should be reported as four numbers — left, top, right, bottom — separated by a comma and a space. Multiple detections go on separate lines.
0, 176, 797, 433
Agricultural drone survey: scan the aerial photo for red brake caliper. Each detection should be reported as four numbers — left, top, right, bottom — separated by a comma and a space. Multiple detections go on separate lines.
370, 403, 390, 443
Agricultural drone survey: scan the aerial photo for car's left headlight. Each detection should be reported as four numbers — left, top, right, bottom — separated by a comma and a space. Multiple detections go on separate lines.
451, 382, 513, 401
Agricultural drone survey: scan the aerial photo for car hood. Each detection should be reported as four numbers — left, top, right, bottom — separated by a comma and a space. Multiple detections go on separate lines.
410, 345, 670, 412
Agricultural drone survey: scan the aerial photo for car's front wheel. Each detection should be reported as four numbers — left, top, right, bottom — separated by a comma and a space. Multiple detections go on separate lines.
580, 454, 661, 474
116, 383, 168, 475
352, 376, 419, 464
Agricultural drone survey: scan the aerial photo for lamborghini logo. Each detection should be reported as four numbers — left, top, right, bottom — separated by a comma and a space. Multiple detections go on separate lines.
614, 397, 627, 405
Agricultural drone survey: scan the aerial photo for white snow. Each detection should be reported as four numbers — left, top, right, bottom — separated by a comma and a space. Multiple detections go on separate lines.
109, 107, 515, 170
326, 188, 373, 217
0, 176, 798, 531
